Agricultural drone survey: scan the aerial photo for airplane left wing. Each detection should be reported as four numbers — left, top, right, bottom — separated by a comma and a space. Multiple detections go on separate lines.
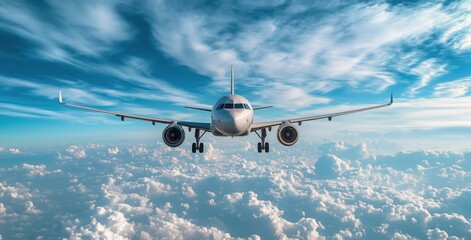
59, 91, 211, 131
252, 93, 393, 131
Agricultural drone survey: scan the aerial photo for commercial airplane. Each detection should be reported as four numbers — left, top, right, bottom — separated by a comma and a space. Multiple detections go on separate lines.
59, 66, 393, 153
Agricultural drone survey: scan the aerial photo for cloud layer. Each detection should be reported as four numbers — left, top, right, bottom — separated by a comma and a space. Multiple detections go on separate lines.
0, 140, 469, 239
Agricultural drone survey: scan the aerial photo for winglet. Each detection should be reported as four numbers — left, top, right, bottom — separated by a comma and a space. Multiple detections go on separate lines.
390, 93, 393, 105
59, 90, 63, 104
230, 65, 234, 95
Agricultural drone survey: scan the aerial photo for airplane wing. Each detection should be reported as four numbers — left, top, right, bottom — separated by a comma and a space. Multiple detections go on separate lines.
58, 91, 211, 131
252, 94, 393, 131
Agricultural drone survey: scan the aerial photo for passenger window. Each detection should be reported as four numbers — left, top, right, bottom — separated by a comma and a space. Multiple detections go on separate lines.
235, 103, 244, 109
224, 103, 233, 109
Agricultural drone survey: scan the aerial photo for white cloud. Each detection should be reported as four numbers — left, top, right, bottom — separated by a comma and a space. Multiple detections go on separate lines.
144, 1, 467, 106
144, 178, 172, 196
22, 164, 47, 177
0, 203, 5, 215
108, 147, 120, 155
314, 154, 350, 179
0, 76, 115, 106
1, 141, 471, 239
65, 145, 87, 159
8, 148, 20, 154
204, 143, 224, 161
409, 58, 447, 95
144, 208, 232, 240
440, 1, 471, 51
24, 201, 41, 214
0, 0, 131, 62
427, 228, 449, 240
296, 96, 471, 138
433, 76, 471, 98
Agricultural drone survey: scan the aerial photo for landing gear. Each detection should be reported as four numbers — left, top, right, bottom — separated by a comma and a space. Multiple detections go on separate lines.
191, 129, 206, 153
199, 143, 204, 153
255, 128, 269, 153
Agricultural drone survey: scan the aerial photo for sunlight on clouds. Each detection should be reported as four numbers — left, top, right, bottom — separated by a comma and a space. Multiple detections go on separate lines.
434, 76, 471, 98
0, 141, 470, 239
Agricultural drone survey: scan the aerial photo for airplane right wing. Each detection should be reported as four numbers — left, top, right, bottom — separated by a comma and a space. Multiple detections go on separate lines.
59, 91, 211, 131
252, 93, 393, 131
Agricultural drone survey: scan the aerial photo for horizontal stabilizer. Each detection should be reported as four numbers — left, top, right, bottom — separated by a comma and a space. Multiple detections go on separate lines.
184, 106, 212, 112
253, 106, 273, 111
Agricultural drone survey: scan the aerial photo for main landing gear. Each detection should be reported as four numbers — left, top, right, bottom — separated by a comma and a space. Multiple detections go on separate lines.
255, 128, 269, 153
191, 129, 207, 153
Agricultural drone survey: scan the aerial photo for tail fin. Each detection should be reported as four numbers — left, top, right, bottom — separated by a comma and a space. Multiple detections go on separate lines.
230, 65, 234, 95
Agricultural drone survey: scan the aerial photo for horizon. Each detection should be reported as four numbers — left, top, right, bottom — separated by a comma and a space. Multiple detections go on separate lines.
0, 0, 470, 239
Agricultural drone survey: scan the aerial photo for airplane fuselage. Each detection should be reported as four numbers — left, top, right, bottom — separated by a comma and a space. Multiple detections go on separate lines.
211, 94, 253, 136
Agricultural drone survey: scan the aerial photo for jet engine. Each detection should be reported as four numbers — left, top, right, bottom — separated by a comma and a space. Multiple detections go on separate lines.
277, 123, 299, 146
162, 124, 185, 147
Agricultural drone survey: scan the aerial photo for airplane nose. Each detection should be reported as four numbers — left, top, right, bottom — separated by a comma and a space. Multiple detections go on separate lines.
217, 111, 248, 135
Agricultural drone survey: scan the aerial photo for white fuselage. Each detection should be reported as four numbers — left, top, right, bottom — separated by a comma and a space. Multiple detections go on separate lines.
211, 94, 253, 136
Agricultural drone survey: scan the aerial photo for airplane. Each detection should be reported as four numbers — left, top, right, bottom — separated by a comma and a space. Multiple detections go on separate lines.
59, 66, 393, 153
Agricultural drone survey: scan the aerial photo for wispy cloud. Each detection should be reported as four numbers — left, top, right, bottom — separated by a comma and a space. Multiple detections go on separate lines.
144, 0, 466, 105
433, 76, 471, 98
295, 96, 471, 134
439, 1, 471, 51
0, 1, 209, 109
0, 0, 131, 62
409, 58, 447, 95
0, 75, 205, 121
0, 76, 115, 106
0, 102, 116, 124
90, 57, 210, 108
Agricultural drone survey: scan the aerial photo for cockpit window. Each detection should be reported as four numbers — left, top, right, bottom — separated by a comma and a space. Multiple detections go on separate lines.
235, 103, 244, 109
224, 103, 233, 109
217, 104, 224, 110
243, 104, 250, 110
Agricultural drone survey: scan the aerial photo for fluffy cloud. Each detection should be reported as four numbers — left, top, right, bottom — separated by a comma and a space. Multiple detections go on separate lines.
65, 145, 87, 159
0, 147, 21, 155
108, 147, 120, 155
314, 154, 350, 179
8, 148, 20, 154
0, 141, 470, 239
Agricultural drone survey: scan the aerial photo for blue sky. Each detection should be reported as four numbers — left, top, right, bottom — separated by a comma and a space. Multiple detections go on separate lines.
1, 0, 471, 148
0, 1, 471, 239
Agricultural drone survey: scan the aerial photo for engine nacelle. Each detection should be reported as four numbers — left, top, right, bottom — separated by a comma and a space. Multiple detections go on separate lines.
162, 124, 185, 147
277, 123, 299, 146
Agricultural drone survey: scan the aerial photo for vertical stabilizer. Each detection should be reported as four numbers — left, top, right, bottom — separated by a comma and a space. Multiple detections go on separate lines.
231, 65, 234, 95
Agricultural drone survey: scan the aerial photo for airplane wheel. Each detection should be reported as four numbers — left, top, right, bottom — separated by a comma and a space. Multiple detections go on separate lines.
199, 143, 204, 153
265, 142, 269, 153
257, 142, 262, 153
192, 143, 197, 153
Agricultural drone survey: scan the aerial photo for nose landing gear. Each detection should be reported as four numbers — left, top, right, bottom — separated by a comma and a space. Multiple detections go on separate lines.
192, 129, 206, 153
255, 128, 269, 153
